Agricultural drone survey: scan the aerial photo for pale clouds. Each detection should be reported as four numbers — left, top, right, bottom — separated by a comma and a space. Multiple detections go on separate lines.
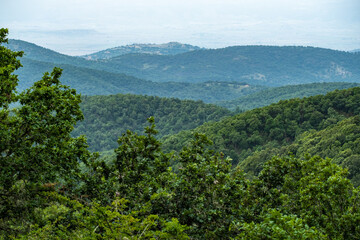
1, 0, 359, 55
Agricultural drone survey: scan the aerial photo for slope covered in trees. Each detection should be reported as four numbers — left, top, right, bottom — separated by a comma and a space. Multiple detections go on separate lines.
162, 87, 360, 180
72, 94, 232, 152
217, 82, 360, 111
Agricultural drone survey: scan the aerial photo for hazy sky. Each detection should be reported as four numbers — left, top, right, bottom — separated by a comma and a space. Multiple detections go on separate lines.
1, 0, 359, 55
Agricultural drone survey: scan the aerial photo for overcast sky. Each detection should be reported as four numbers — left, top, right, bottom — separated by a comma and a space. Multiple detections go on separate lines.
1, 0, 359, 55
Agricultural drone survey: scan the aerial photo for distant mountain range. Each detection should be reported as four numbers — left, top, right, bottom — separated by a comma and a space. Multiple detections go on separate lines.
5, 39, 360, 101
81, 42, 203, 60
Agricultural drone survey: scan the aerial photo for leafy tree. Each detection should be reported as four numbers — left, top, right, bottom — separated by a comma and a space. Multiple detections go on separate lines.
0, 28, 91, 237
234, 209, 326, 240
79, 122, 248, 239
113, 117, 172, 206
245, 155, 360, 239
169, 134, 247, 239
18, 192, 189, 239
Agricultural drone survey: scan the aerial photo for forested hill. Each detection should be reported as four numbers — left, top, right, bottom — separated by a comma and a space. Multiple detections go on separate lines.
72, 94, 232, 151
81, 42, 202, 60
162, 87, 360, 183
217, 82, 360, 111
239, 115, 360, 186
7, 39, 360, 87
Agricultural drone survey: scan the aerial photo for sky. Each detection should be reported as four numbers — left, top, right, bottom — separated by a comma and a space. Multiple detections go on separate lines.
1, 0, 359, 55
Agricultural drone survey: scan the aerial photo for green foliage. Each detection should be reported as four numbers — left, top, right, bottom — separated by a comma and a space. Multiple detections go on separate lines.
19, 193, 189, 239
0, 29, 23, 107
72, 94, 232, 151
234, 209, 326, 239
77, 120, 248, 239
0, 28, 92, 237
168, 133, 247, 238
113, 117, 172, 205
79, 124, 360, 239
245, 155, 360, 239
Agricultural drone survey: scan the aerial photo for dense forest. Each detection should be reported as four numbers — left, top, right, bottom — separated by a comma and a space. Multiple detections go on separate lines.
73, 83, 360, 152
72, 94, 232, 151
2, 28, 360, 239
162, 87, 360, 184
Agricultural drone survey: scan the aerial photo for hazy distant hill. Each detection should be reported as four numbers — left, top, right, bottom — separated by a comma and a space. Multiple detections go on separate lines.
6, 40, 360, 88
217, 82, 360, 111
82, 42, 202, 60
